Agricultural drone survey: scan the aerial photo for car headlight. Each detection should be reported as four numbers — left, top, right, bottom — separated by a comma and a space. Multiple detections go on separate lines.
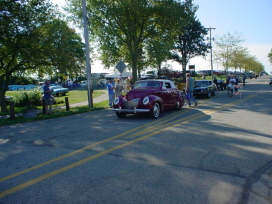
143, 96, 149, 105
114, 97, 120, 105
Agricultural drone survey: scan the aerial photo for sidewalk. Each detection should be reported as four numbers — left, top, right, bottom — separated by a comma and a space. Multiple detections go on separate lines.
0, 90, 108, 119
63, 90, 108, 108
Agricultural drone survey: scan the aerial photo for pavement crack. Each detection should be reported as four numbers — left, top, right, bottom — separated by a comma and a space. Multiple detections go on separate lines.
238, 159, 272, 204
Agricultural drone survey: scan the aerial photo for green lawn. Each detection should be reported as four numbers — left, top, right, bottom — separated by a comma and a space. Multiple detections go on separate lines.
0, 89, 109, 127
2, 89, 107, 115
6, 89, 105, 105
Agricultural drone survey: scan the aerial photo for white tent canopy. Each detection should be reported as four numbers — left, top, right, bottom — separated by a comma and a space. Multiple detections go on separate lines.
105, 71, 132, 78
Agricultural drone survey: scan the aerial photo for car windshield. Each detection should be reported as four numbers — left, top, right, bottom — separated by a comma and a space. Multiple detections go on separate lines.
134, 81, 161, 89
195, 81, 209, 87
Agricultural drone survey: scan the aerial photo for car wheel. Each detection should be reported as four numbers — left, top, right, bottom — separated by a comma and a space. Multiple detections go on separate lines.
212, 90, 215, 96
149, 103, 160, 118
116, 112, 126, 118
175, 101, 183, 110
206, 92, 211, 98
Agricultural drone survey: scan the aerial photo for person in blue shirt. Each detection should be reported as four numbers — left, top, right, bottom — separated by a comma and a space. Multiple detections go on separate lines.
107, 80, 115, 108
43, 80, 53, 114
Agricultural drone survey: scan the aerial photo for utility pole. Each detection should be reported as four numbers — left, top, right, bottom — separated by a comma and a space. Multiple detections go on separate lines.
82, 0, 93, 108
206, 27, 216, 81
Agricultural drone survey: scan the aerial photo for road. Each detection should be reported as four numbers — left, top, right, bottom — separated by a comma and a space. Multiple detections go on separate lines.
0, 75, 271, 204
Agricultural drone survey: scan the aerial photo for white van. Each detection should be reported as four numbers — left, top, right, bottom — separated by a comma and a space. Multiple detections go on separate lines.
144, 70, 158, 78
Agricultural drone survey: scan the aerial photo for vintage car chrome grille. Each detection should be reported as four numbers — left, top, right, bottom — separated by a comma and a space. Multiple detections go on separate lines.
124, 98, 140, 109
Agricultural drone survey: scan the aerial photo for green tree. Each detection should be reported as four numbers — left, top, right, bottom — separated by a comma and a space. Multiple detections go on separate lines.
268, 48, 272, 65
214, 31, 244, 73
228, 47, 249, 73
170, 14, 209, 82
0, 0, 85, 112
66, 0, 191, 83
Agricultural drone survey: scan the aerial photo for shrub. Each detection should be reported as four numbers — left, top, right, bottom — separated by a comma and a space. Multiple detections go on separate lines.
13, 89, 42, 107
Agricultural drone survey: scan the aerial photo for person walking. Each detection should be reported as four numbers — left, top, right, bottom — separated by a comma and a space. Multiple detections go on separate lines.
185, 73, 197, 106
107, 79, 115, 108
243, 74, 246, 86
228, 80, 235, 97
43, 80, 53, 115
115, 78, 123, 97
226, 75, 231, 95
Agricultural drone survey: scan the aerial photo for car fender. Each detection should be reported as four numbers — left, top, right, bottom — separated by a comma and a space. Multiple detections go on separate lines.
175, 93, 185, 106
146, 95, 165, 113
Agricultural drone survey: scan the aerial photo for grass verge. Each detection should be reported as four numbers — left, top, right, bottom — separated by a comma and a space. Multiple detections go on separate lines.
0, 100, 109, 127
1, 89, 105, 115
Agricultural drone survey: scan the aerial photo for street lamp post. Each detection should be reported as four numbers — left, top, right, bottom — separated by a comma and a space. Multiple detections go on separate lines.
81, 0, 93, 108
206, 27, 216, 81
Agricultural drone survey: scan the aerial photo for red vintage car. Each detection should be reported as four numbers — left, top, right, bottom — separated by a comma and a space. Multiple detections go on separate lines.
113, 79, 185, 118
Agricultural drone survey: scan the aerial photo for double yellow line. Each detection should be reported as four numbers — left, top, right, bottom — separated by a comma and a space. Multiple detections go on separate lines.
0, 94, 256, 198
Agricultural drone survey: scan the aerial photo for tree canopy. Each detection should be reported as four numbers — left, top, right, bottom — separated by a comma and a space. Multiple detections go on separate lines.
268, 48, 272, 65
0, 0, 85, 112
214, 31, 264, 74
66, 0, 195, 82
170, 14, 209, 81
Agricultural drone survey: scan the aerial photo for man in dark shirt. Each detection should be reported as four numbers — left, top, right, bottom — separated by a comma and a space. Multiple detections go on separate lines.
185, 73, 197, 106
43, 80, 53, 114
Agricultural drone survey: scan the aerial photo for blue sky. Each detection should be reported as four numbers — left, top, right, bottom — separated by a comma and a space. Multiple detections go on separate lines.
52, 0, 272, 73
194, 0, 271, 44
190, 0, 272, 73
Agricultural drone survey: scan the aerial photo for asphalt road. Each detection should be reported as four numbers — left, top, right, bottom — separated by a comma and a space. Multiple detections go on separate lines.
0, 75, 271, 204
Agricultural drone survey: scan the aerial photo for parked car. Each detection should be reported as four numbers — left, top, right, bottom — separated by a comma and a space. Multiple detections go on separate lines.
97, 79, 108, 89
112, 79, 185, 118
198, 70, 212, 76
80, 80, 87, 87
193, 80, 217, 98
50, 86, 69, 96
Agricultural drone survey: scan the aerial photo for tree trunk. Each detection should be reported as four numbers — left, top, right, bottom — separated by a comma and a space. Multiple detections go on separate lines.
0, 87, 8, 113
0, 74, 11, 113
182, 62, 187, 83
131, 58, 138, 85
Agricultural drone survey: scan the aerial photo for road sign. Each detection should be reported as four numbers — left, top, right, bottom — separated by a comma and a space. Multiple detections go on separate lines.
189, 65, 195, 70
116, 60, 126, 73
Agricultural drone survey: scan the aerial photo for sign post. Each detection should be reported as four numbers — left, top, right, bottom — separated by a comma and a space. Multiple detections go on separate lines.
189, 65, 195, 79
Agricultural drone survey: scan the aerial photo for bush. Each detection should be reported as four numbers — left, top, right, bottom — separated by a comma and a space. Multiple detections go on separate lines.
13, 89, 42, 107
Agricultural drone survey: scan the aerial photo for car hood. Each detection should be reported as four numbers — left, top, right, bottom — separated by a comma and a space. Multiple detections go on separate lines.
126, 88, 159, 101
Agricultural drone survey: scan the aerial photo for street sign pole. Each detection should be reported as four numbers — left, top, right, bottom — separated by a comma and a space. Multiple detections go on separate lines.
82, 0, 93, 108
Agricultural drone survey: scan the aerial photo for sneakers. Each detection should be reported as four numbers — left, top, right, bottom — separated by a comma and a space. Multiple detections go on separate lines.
194, 101, 197, 106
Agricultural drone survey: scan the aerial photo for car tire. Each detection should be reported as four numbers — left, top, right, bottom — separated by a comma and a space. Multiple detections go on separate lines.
206, 92, 211, 98
212, 90, 215, 96
175, 101, 183, 110
116, 112, 126, 118
149, 103, 160, 118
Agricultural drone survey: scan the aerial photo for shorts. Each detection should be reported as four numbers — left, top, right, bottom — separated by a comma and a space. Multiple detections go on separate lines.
44, 98, 53, 105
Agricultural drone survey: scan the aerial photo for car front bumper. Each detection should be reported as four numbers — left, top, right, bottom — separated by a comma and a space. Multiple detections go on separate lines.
113, 107, 150, 114
193, 91, 208, 95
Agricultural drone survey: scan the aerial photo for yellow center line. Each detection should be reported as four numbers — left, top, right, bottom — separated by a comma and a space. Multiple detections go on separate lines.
0, 94, 256, 198
125, 98, 210, 139
128, 94, 255, 138
0, 99, 203, 183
